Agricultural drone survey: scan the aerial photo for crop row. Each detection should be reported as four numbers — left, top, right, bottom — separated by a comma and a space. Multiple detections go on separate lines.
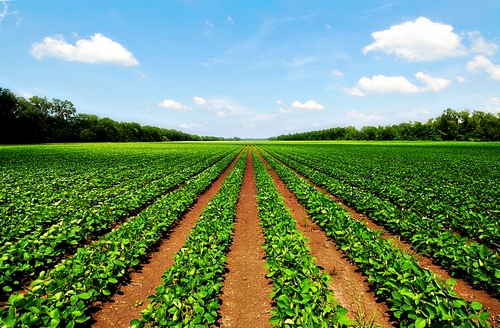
259, 149, 491, 327
262, 144, 500, 246
252, 150, 352, 327
262, 147, 500, 296
131, 148, 247, 327
0, 148, 240, 294
0, 150, 200, 243
0, 149, 241, 328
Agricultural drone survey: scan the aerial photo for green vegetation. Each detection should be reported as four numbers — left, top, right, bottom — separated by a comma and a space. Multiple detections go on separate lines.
132, 149, 246, 327
1, 141, 499, 327
253, 150, 353, 327
0, 87, 236, 143
271, 108, 500, 141
0, 143, 242, 327
259, 147, 491, 327
261, 143, 500, 295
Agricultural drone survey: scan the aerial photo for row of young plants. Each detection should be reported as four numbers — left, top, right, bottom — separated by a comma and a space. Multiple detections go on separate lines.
259, 149, 491, 328
0, 149, 198, 243
0, 148, 243, 328
262, 147, 500, 296
252, 150, 353, 327
130, 149, 247, 327
262, 144, 500, 246
0, 148, 239, 294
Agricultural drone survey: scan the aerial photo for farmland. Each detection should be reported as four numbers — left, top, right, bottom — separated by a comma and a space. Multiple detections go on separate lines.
1, 141, 500, 327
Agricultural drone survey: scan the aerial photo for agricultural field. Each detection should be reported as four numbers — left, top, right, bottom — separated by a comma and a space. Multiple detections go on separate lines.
0, 141, 500, 327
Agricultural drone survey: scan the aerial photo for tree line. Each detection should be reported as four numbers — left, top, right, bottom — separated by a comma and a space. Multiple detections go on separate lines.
271, 108, 500, 141
0, 88, 236, 144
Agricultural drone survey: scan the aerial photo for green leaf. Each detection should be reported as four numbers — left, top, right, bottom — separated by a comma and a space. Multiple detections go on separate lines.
269, 316, 281, 325
415, 317, 426, 328
470, 301, 482, 311
78, 291, 93, 300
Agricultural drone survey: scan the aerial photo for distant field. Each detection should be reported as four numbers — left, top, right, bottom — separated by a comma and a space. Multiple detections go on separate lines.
1, 141, 499, 327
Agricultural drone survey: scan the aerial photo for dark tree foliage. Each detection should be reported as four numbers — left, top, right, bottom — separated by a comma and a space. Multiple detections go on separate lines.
0, 88, 229, 143
270, 108, 500, 141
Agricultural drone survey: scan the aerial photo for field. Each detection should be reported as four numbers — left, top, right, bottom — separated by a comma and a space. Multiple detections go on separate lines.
1, 141, 500, 327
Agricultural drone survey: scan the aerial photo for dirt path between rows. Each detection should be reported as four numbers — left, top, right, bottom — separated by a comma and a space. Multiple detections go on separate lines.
257, 150, 395, 327
215, 148, 273, 328
90, 151, 243, 327
261, 150, 500, 326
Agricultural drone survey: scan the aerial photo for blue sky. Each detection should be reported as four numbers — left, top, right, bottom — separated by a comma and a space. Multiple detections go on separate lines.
1, 0, 499, 138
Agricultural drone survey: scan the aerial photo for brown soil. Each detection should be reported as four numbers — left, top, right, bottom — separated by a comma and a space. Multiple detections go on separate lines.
263, 151, 500, 326
257, 150, 395, 327
90, 151, 243, 327
215, 148, 273, 328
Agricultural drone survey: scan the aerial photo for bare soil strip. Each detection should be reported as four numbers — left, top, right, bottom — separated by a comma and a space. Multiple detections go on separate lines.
264, 151, 500, 325
90, 151, 243, 328
257, 150, 394, 327
215, 149, 273, 328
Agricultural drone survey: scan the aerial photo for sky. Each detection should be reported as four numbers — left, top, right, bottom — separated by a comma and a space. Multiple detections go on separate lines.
1, 0, 499, 139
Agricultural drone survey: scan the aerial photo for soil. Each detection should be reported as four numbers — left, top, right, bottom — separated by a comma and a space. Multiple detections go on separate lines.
257, 150, 395, 327
215, 148, 273, 328
90, 151, 243, 327
266, 152, 500, 327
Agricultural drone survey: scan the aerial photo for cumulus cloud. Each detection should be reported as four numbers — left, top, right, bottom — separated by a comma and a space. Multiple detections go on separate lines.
158, 99, 192, 111
30, 33, 139, 66
468, 31, 498, 56
467, 55, 500, 80
342, 72, 451, 96
363, 17, 467, 61
193, 96, 207, 105
279, 108, 294, 114
276, 100, 284, 105
291, 100, 324, 110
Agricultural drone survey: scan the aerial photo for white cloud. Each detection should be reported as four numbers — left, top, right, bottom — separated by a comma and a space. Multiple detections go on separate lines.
395, 108, 430, 119
363, 17, 467, 61
17, 90, 34, 98
30, 33, 139, 66
467, 55, 500, 80
345, 110, 384, 121
332, 69, 343, 76
283, 56, 316, 67
456, 76, 466, 83
205, 97, 249, 115
279, 108, 294, 114
342, 72, 451, 96
276, 100, 284, 105
227, 16, 235, 24
202, 57, 221, 67
291, 100, 324, 110
243, 123, 256, 128
341, 87, 365, 97
468, 31, 498, 56
414, 72, 452, 92
193, 96, 207, 105
158, 99, 192, 111
483, 97, 500, 113
180, 123, 202, 128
